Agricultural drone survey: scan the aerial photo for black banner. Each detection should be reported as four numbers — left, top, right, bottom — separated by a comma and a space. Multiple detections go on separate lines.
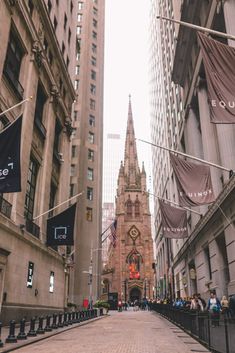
0, 115, 22, 193
46, 203, 77, 246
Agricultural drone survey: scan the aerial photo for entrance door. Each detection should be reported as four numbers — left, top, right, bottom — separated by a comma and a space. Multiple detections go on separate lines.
129, 287, 141, 302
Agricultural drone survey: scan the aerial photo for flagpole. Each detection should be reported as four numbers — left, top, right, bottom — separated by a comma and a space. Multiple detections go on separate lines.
147, 192, 201, 216
137, 138, 232, 173
33, 191, 83, 220
156, 15, 235, 42
0, 96, 33, 118
100, 222, 114, 238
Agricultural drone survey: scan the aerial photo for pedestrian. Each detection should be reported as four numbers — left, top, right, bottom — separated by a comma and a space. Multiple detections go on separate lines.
118, 299, 122, 312
207, 291, 221, 327
190, 294, 204, 312
221, 295, 230, 318
229, 294, 235, 318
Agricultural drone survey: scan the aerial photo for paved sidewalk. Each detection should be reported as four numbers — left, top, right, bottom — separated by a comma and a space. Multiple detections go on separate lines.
6, 310, 211, 353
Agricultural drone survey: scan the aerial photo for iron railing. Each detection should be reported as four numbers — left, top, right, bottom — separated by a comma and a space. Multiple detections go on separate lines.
153, 304, 235, 353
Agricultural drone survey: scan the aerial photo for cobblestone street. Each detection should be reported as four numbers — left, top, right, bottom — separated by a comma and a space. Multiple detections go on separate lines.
8, 311, 211, 353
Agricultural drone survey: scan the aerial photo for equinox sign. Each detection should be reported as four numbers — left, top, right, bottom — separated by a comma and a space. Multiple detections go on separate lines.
0, 162, 14, 180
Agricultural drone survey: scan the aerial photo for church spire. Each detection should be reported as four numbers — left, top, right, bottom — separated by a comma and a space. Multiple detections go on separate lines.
124, 95, 140, 187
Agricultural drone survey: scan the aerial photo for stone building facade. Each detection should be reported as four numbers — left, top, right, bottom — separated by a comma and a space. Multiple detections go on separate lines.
150, 0, 235, 301
102, 99, 154, 302
0, 0, 77, 323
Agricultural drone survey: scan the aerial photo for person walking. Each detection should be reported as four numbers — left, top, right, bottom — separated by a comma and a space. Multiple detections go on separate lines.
207, 291, 221, 327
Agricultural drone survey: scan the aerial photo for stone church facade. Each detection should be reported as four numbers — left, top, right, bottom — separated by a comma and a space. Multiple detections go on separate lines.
102, 98, 154, 303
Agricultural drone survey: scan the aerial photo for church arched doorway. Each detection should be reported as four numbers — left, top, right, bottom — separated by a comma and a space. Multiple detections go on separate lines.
129, 287, 141, 302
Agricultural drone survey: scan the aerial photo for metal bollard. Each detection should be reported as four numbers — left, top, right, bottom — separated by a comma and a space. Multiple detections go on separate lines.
58, 313, 64, 328
17, 318, 27, 340
5, 320, 17, 343
44, 315, 52, 332
28, 317, 37, 337
63, 312, 69, 326
68, 312, 73, 325
76, 311, 80, 323
0, 322, 4, 347
51, 314, 58, 329
36, 317, 45, 334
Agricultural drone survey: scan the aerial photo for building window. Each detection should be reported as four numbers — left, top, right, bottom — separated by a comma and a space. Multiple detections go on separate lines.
53, 16, 58, 31
90, 84, 96, 95
49, 50, 53, 65
3, 29, 24, 98
28, 0, 34, 15
90, 99, 95, 110
74, 79, 79, 90
204, 246, 212, 280
24, 157, 39, 220
87, 168, 94, 181
88, 131, 94, 144
93, 7, 97, 15
77, 26, 81, 35
86, 207, 92, 221
91, 56, 96, 66
78, 2, 83, 10
93, 0, 98, 3
49, 271, 55, 293
71, 164, 76, 176
26, 261, 34, 288
77, 13, 82, 22
93, 19, 97, 27
92, 31, 97, 40
0, 114, 9, 132
89, 115, 95, 127
62, 41, 65, 55
66, 56, 69, 68
48, 0, 52, 13
53, 119, 62, 155
92, 43, 97, 54
49, 182, 57, 217
68, 28, 71, 44
72, 145, 76, 158
70, 184, 74, 197
73, 110, 78, 121
64, 13, 67, 30
87, 187, 93, 201
91, 70, 96, 80
88, 149, 94, 161
75, 65, 80, 75
34, 82, 47, 123
70, 0, 73, 13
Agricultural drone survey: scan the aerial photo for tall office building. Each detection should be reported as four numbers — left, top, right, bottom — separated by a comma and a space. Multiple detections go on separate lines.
150, 0, 235, 300
70, 0, 105, 305
102, 133, 123, 262
0, 0, 77, 323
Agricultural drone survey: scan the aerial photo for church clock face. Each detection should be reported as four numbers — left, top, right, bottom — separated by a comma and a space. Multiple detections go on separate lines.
128, 225, 140, 241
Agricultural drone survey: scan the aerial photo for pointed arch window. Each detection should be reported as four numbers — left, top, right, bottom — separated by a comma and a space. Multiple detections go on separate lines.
134, 196, 140, 216
126, 196, 132, 217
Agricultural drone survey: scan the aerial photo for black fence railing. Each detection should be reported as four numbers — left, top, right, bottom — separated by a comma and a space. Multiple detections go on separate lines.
0, 309, 101, 347
0, 195, 12, 219
25, 219, 40, 238
153, 304, 235, 353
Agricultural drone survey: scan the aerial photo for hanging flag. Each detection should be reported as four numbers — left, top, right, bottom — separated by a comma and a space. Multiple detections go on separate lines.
159, 199, 188, 238
0, 115, 22, 193
197, 32, 235, 123
109, 219, 117, 247
170, 153, 215, 207
46, 203, 77, 246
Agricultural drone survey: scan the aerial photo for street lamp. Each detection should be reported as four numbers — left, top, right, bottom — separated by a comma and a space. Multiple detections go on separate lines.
83, 247, 102, 309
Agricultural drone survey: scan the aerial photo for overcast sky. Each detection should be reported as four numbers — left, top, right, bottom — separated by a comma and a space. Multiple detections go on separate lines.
103, 0, 152, 188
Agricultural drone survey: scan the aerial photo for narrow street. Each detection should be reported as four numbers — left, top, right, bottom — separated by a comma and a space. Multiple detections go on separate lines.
8, 311, 211, 353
